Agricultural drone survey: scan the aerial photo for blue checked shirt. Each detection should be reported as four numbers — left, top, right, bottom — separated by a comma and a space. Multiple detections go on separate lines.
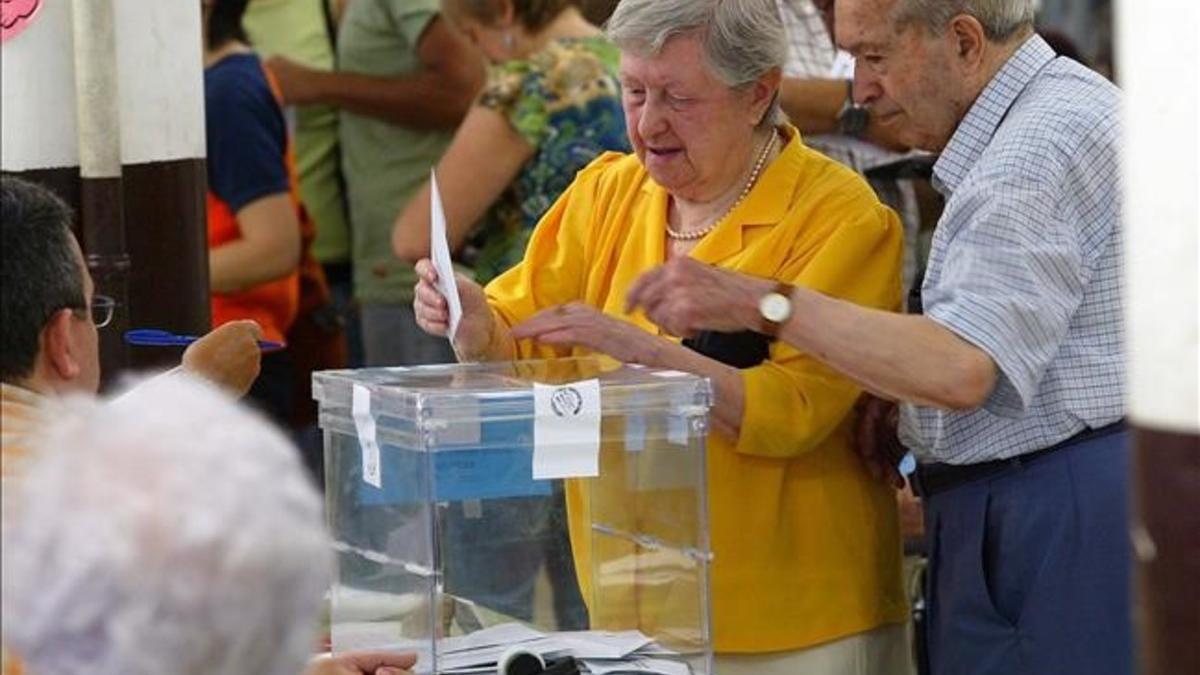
899, 35, 1124, 465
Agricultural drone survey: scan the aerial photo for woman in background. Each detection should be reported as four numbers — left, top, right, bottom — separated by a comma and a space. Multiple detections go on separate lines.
203, 0, 343, 482
392, 0, 629, 283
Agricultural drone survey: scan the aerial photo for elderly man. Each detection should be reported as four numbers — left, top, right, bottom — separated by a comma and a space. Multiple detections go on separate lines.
626, 1, 1128, 673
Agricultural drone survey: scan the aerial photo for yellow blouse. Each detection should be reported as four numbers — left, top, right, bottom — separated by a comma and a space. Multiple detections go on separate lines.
484, 126, 908, 653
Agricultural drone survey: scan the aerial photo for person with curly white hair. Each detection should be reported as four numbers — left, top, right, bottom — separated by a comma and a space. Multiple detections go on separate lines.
0, 376, 414, 675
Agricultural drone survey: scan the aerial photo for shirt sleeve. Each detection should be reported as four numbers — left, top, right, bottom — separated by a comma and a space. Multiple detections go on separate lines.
206, 72, 289, 213
479, 61, 548, 149
736, 202, 905, 458
924, 171, 1088, 418
380, 0, 440, 48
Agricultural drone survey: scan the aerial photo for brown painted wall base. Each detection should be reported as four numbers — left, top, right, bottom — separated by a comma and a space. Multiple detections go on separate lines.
1133, 426, 1200, 675
12, 158, 208, 388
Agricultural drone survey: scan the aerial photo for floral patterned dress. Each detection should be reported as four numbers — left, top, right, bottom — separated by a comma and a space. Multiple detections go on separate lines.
466, 35, 630, 283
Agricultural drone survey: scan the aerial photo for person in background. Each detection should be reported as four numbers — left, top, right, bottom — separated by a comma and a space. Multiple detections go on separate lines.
267, 0, 485, 367
624, 0, 1130, 672
245, 0, 365, 368
775, 0, 925, 293
413, 0, 911, 671
391, 0, 629, 284
0, 376, 415, 675
203, 0, 302, 421
0, 175, 264, 675
203, 0, 344, 482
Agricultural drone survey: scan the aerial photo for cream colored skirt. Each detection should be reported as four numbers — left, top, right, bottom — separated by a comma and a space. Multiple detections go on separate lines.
714, 622, 913, 675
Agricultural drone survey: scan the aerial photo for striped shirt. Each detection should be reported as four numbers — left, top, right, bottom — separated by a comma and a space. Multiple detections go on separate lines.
1, 382, 47, 675
899, 35, 1124, 465
776, 0, 835, 78
1, 383, 49, 514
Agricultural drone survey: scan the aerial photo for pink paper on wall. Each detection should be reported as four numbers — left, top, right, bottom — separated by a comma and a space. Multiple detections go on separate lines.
1, 0, 43, 43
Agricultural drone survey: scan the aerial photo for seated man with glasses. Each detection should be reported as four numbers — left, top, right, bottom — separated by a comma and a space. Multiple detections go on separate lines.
0, 175, 266, 496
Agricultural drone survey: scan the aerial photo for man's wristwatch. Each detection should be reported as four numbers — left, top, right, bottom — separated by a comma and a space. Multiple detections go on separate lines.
837, 79, 870, 137
757, 282, 796, 338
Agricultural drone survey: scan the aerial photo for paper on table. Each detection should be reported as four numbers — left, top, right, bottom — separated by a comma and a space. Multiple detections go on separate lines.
430, 169, 463, 341
580, 657, 692, 675
440, 623, 546, 654
533, 379, 601, 479
535, 630, 654, 659
433, 626, 656, 673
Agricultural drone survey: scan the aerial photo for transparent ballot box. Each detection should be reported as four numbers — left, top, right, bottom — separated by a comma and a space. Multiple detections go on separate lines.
314, 357, 714, 675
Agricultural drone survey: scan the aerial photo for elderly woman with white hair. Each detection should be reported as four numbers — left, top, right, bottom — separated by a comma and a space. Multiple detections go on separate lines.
414, 0, 909, 671
0, 377, 414, 675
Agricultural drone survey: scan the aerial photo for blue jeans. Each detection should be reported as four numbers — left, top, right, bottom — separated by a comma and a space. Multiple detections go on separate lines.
923, 431, 1133, 675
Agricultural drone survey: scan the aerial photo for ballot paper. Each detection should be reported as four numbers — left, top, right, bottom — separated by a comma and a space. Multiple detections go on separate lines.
406, 624, 692, 675
430, 169, 463, 341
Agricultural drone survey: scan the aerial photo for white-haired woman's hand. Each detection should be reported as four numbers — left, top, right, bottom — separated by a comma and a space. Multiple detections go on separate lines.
511, 302, 668, 365
412, 258, 494, 358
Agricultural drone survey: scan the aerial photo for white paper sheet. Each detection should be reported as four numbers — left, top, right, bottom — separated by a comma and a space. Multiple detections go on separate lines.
429, 169, 463, 341
419, 625, 664, 674
532, 379, 601, 479
581, 656, 692, 675
440, 623, 546, 654
352, 384, 381, 488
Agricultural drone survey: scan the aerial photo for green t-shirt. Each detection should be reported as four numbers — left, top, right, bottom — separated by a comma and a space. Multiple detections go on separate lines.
243, 0, 351, 266
338, 0, 452, 304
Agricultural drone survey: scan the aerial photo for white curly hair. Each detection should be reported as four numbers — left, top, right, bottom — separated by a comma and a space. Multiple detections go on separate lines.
1, 375, 331, 675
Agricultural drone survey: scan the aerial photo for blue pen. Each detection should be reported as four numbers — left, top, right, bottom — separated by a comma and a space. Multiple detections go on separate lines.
124, 329, 284, 352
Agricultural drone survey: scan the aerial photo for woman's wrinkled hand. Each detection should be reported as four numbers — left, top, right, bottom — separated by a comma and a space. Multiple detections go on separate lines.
625, 257, 774, 337
181, 320, 263, 397
412, 259, 492, 357
511, 303, 666, 365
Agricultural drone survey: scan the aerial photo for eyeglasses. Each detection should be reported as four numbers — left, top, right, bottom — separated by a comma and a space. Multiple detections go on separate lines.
88, 294, 117, 328
89, 294, 117, 328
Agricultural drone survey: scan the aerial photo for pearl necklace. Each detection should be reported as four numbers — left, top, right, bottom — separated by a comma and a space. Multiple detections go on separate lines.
666, 129, 779, 241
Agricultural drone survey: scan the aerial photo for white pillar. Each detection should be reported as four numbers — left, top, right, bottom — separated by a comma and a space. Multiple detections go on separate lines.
1117, 0, 1199, 434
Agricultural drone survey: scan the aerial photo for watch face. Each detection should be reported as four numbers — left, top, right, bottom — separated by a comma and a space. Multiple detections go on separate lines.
760, 293, 791, 323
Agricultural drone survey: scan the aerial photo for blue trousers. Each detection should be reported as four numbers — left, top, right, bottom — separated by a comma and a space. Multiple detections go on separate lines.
923, 431, 1133, 675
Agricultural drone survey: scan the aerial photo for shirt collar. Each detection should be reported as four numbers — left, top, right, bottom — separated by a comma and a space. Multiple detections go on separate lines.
639, 124, 805, 264
932, 34, 1056, 196
0, 382, 48, 410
